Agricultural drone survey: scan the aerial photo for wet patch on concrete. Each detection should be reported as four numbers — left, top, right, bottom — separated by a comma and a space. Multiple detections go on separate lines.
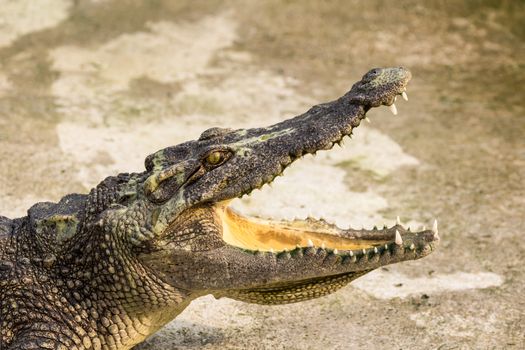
0, 0, 72, 48
50, 14, 237, 121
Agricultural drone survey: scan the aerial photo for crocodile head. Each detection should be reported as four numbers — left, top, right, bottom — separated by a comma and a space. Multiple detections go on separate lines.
109, 67, 438, 304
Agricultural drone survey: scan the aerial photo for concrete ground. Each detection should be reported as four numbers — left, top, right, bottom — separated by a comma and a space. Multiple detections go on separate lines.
0, 1, 523, 349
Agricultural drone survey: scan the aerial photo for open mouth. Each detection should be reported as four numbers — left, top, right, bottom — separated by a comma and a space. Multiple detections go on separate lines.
215, 86, 439, 259
139, 68, 437, 304
218, 203, 439, 257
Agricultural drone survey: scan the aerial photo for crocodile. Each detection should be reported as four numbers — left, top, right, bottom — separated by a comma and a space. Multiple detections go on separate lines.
0, 67, 439, 350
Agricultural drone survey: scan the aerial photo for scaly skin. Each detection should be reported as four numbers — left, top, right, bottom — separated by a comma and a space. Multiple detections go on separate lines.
0, 67, 439, 349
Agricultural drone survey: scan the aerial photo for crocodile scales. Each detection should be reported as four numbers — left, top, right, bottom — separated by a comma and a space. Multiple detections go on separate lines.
0, 67, 439, 350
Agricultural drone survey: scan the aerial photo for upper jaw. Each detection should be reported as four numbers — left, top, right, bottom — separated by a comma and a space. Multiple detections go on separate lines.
235, 73, 411, 198
180, 67, 412, 205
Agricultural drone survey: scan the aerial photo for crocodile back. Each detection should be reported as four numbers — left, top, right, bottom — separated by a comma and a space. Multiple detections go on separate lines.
0, 215, 14, 262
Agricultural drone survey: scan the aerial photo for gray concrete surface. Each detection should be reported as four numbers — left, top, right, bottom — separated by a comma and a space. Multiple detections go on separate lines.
0, 1, 523, 349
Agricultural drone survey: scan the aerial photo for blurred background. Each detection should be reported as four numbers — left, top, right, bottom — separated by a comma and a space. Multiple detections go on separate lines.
0, 0, 523, 348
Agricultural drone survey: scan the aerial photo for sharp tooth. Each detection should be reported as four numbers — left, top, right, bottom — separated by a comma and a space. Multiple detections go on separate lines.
394, 96, 397, 102
307, 239, 314, 248
365, 117, 371, 123
349, 251, 354, 257
432, 219, 438, 234
362, 249, 366, 255
396, 216, 401, 226
373, 247, 378, 254
395, 230, 403, 245
270, 248, 274, 253
333, 249, 338, 255
422, 225, 426, 230
384, 244, 389, 250
402, 91, 408, 101
321, 242, 326, 249
389, 103, 398, 115
432, 219, 439, 239
409, 243, 415, 250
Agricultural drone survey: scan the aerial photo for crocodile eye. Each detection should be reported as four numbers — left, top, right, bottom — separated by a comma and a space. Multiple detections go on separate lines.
204, 150, 230, 167
207, 152, 222, 165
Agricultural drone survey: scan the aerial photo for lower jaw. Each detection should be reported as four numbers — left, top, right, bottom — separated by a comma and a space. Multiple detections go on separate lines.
218, 205, 391, 253
221, 270, 371, 305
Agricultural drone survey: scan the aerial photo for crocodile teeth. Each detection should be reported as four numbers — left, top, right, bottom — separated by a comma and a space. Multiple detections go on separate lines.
270, 248, 274, 253
432, 219, 439, 239
321, 242, 326, 249
409, 243, 415, 250
333, 249, 338, 255
307, 239, 314, 247
395, 230, 403, 245
373, 247, 378, 254
389, 103, 398, 115
365, 117, 371, 123
402, 91, 408, 101
396, 216, 401, 226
